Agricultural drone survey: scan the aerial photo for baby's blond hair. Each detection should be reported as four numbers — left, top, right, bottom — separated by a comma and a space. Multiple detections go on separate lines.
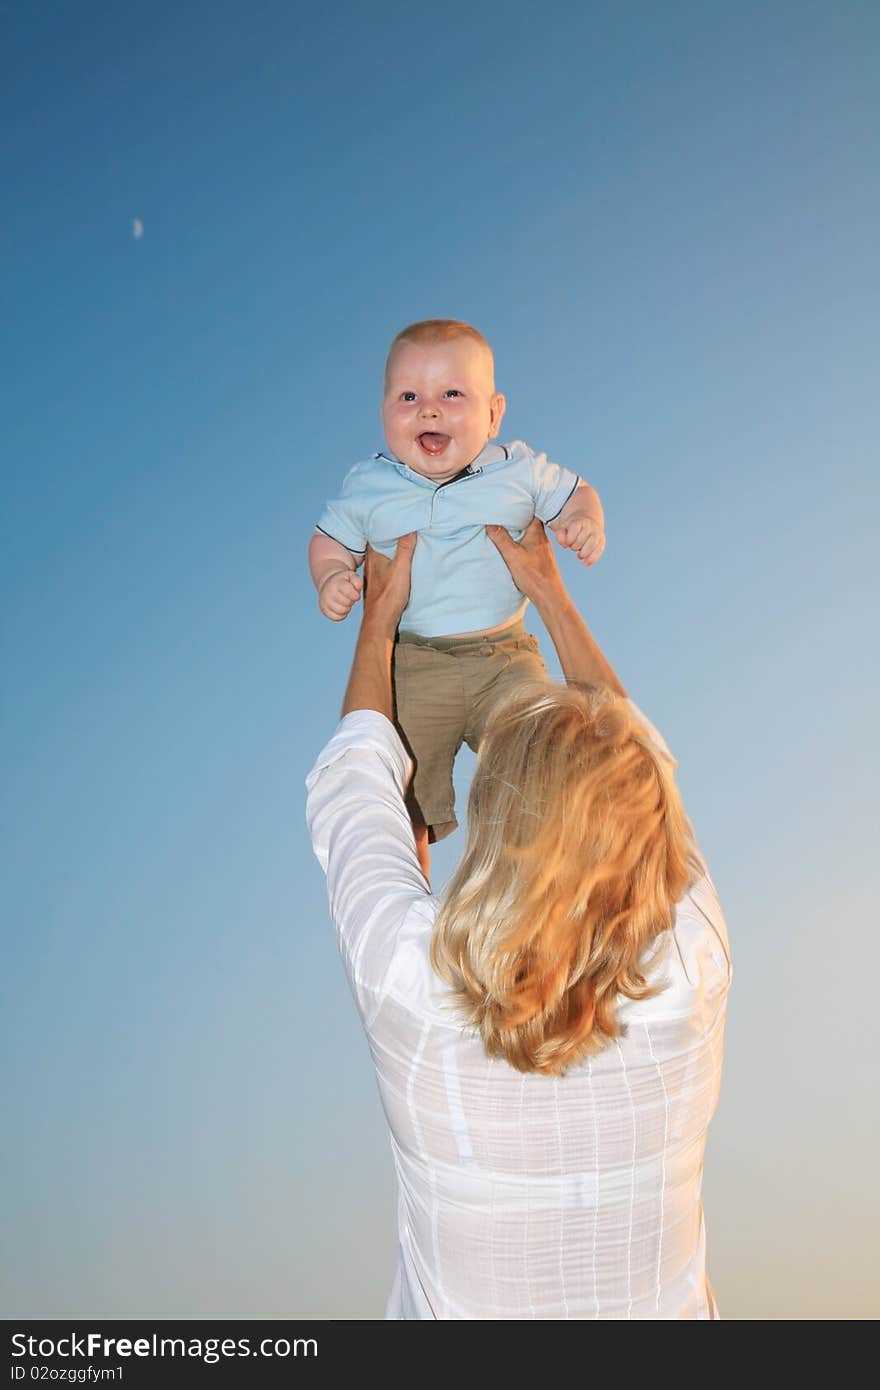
384, 319, 495, 393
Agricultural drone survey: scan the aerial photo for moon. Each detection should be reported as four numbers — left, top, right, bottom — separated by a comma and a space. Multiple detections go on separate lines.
132, 218, 144, 239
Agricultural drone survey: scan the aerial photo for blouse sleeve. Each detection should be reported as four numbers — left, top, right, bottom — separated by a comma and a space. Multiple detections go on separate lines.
625, 699, 676, 763
305, 710, 433, 1016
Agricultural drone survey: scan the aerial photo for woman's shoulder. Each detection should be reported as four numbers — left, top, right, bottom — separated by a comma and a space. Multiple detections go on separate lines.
674, 873, 732, 991
351, 892, 474, 1035
623, 699, 675, 760
618, 873, 731, 1034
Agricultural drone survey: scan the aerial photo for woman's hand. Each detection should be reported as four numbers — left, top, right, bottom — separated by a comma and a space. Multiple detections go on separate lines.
362, 533, 417, 634
340, 533, 418, 719
486, 518, 566, 606
487, 518, 626, 695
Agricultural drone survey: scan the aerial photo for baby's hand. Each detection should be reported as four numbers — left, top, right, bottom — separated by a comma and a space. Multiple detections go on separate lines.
553, 516, 606, 567
318, 568, 364, 620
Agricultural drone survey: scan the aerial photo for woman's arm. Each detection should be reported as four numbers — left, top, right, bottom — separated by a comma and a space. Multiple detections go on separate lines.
340, 533, 417, 719
486, 519, 626, 696
306, 533, 430, 1003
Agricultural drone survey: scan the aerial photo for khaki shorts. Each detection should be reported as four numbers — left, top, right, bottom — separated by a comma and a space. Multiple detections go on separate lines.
392, 617, 548, 841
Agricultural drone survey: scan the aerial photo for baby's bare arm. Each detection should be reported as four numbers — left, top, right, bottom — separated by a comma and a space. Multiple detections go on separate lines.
309, 532, 364, 620
309, 531, 360, 588
547, 482, 606, 566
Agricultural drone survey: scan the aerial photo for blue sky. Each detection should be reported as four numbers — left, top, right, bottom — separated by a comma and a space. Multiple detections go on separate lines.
3, 0, 878, 1318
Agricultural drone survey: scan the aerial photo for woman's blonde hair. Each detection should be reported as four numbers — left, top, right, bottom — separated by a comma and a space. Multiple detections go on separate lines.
431, 681, 700, 1077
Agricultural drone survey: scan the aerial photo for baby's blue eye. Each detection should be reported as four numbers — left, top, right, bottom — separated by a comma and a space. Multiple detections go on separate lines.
401, 392, 417, 402
444, 389, 462, 398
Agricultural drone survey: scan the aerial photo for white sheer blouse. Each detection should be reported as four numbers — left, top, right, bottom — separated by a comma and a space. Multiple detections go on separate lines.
306, 709, 731, 1320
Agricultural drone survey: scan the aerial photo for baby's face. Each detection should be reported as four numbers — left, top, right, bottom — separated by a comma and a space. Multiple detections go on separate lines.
381, 338, 506, 483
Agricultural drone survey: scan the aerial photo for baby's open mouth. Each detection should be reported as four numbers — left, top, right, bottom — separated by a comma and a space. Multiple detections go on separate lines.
418, 432, 451, 456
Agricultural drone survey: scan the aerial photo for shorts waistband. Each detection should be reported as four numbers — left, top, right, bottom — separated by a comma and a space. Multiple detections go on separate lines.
397, 617, 527, 653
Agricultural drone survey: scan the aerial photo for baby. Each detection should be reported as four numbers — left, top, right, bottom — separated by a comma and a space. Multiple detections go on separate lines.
309, 319, 605, 875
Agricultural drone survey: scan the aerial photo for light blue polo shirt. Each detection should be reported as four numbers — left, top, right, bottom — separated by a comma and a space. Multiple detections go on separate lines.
315, 439, 580, 637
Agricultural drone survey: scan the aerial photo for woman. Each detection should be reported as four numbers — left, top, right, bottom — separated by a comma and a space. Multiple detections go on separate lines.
306, 520, 731, 1319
